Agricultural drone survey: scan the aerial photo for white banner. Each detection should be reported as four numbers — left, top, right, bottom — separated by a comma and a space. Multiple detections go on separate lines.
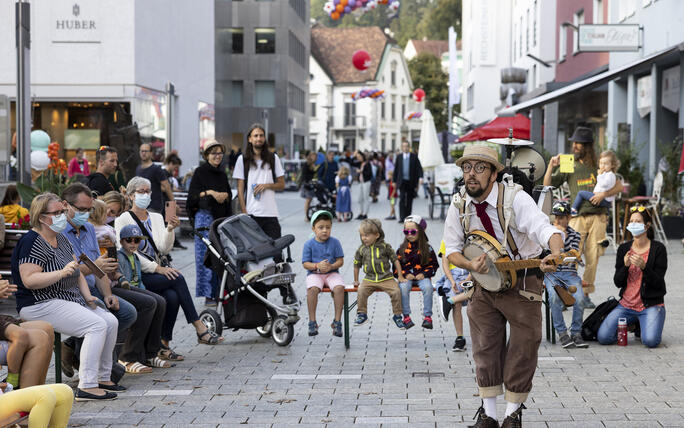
578, 24, 640, 52
448, 27, 461, 107
662, 65, 680, 113
637, 75, 651, 118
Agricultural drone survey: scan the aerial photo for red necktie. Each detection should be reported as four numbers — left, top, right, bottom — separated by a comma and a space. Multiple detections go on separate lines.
474, 201, 497, 240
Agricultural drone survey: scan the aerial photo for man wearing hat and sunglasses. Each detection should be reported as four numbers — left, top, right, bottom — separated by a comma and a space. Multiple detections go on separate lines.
443, 144, 564, 427
543, 126, 623, 309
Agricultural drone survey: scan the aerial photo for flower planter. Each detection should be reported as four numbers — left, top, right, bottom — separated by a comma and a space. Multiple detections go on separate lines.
661, 215, 684, 239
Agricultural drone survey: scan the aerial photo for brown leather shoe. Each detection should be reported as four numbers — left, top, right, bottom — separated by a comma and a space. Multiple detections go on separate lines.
501, 404, 526, 428
469, 405, 500, 428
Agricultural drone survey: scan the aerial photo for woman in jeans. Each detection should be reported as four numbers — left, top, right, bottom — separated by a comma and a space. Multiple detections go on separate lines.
597, 207, 667, 348
13, 193, 121, 401
115, 177, 222, 361
352, 151, 372, 220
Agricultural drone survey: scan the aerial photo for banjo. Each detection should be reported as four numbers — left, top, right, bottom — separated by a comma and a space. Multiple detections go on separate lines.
462, 230, 580, 293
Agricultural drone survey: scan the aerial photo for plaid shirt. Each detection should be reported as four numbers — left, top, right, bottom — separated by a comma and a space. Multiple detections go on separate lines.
557, 225, 581, 272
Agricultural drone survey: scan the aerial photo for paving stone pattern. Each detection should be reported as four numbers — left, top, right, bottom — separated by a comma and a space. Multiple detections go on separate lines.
50, 190, 684, 427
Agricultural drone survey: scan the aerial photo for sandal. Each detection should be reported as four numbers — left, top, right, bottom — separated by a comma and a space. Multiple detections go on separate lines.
197, 330, 222, 345
157, 347, 184, 361
147, 356, 174, 368
118, 360, 153, 374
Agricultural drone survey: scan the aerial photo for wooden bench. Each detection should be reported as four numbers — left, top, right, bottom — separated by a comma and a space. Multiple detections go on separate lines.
0, 412, 28, 428
1, 227, 62, 383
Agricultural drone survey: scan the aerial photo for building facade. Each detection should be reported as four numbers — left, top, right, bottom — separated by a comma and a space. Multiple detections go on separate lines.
0, 0, 214, 176
214, 0, 310, 158
309, 26, 421, 153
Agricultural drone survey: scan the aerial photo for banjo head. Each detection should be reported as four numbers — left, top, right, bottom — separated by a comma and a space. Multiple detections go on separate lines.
463, 237, 506, 292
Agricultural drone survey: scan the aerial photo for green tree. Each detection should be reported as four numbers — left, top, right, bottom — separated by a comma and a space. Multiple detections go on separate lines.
418, 0, 461, 40
408, 53, 448, 131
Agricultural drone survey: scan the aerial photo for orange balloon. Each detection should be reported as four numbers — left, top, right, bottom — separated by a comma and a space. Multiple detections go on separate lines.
331, 11, 340, 19
340, 0, 348, 5
336, 4, 343, 12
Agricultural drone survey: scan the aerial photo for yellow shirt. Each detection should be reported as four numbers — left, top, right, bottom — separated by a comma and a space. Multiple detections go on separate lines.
0, 204, 29, 224
439, 240, 457, 270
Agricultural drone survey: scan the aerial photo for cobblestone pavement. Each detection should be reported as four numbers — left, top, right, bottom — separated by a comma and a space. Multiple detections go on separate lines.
53, 188, 684, 427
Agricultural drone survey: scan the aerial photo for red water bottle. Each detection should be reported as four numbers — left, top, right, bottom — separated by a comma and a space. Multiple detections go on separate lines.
617, 317, 628, 346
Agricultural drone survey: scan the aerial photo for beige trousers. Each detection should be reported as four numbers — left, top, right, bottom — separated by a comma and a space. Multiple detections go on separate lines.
569, 213, 607, 293
357, 278, 402, 315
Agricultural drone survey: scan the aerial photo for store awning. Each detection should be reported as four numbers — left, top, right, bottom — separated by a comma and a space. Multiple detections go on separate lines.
458, 114, 530, 142
498, 43, 684, 116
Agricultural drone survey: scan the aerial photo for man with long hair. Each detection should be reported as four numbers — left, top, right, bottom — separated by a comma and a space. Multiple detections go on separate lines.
543, 126, 623, 308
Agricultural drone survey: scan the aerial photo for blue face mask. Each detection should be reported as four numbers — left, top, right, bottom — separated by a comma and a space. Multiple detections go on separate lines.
45, 213, 68, 233
134, 193, 151, 210
626, 222, 646, 237
71, 210, 90, 227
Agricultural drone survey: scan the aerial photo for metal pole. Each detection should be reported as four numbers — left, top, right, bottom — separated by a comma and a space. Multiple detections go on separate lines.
165, 82, 175, 157
15, 0, 31, 186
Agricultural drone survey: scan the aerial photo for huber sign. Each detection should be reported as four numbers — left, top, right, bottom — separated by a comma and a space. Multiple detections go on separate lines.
51, 1, 100, 43
578, 24, 640, 52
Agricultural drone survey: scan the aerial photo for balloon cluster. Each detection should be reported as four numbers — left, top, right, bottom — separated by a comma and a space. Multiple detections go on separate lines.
351, 88, 385, 101
323, 0, 399, 20
404, 112, 422, 120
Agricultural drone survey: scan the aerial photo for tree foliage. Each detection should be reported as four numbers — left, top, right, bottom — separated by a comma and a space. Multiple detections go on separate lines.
408, 53, 448, 131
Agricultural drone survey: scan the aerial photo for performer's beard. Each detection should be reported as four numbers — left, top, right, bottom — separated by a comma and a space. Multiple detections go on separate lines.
466, 186, 486, 198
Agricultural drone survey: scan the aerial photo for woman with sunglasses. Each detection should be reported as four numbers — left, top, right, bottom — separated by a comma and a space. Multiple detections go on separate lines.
187, 140, 232, 306
12, 193, 121, 401
115, 177, 223, 362
597, 206, 667, 348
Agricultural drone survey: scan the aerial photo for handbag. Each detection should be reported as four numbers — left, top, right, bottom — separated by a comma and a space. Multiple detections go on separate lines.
127, 210, 172, 267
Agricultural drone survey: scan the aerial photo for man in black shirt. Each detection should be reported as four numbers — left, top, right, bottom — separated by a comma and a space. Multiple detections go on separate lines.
135, 143, 174, 213
87, 146, 118, 197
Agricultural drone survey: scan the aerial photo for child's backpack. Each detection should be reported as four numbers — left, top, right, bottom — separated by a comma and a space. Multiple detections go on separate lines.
581, 296, 619, 341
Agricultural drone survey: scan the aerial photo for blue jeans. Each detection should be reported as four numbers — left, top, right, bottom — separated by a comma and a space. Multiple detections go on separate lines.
399, 278, 433, 317
572, 190, 610, 211
543, 271, 584, 336
435, 267, 469, 307
597, 303, 666, 348
194, 210, 215, 299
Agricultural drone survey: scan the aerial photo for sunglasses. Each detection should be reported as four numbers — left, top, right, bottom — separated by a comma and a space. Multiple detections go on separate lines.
123, 237, 142, 244
630, 206, 646, 213
403, 229, 418, 236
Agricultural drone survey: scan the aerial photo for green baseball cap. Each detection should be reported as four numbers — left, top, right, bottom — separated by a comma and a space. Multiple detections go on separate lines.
310, 210, 333, 226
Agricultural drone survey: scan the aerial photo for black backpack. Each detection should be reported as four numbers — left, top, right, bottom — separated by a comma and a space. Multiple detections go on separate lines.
581, 296, 619, 341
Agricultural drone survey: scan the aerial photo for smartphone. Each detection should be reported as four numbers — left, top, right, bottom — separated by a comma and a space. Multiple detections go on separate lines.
165, 200, 177, 221
106, 246, 117, 259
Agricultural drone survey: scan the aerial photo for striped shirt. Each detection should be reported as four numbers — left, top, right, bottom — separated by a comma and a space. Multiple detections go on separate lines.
12, 230, 86, 312
557, 225, 581, 273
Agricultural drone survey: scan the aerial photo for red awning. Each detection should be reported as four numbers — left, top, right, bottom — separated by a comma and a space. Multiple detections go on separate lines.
458, 114, 530, 142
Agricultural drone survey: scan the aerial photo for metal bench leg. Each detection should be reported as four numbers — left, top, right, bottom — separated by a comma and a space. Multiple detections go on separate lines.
54, 332, 62, 383
343, 293, 350, 349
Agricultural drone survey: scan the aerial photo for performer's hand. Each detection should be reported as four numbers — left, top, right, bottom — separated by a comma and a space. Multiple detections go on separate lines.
590, 192, 606, 205
469, 254, 489, 274
550, 155, 560, 168
540, 254, 559, 273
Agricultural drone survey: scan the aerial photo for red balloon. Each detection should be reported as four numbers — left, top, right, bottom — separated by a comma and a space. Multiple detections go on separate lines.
352, 50, 371, 71
413, 88, 425, 102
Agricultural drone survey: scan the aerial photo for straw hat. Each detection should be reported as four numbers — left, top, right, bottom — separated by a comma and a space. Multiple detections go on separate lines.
455, 145, 504, 173
203, 139, 225, 155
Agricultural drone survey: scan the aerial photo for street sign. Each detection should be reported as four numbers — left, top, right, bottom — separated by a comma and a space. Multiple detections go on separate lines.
578, 24, 641, 52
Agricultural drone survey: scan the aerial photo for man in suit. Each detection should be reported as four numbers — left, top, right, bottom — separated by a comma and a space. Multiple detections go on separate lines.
392, 140, 423, 222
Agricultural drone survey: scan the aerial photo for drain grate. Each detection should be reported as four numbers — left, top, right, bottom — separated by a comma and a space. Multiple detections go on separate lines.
411, 372, 445, 378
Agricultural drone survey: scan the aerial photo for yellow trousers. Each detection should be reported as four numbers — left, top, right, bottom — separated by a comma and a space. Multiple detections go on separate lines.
569, 213, 607, 292
0, 384, 73, 428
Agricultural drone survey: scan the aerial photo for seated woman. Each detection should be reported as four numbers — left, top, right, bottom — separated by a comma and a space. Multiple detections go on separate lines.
0, 382, 74, 428
12, 193, 122, 401
101, 190, 127, 227
597, 207, 667, 348
115, 177, 222, 362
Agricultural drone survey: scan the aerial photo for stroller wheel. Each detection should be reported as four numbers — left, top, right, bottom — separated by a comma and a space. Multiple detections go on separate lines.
200, 309, 224, 336
256, 312, 273, 338
306, 206, 318, 221
271, 315, 295, 346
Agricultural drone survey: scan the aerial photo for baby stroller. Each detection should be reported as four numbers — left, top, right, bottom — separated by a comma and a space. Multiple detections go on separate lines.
194, 214, 300, 346
303, 180, 338, 220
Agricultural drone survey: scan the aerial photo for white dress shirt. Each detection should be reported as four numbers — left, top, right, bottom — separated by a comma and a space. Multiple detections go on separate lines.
443, 185, 562, 260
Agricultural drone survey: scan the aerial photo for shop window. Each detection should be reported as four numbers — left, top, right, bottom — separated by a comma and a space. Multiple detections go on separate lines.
255, 28, 276, 54
217, 28, 243, 54
254, 81, 275, 108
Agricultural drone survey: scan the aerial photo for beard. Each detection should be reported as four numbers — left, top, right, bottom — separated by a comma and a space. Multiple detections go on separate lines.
466, 185, 486, 198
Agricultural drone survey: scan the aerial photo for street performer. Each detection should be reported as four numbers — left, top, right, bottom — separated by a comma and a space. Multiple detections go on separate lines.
443, 145, 564, 428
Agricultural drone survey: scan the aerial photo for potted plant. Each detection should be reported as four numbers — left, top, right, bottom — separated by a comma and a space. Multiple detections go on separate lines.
658, 137, 684, 239
16, 142, 74, 202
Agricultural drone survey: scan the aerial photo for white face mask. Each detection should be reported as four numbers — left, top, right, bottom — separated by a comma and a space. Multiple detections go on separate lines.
134, 193, 151, 210
42, 213, 68, 233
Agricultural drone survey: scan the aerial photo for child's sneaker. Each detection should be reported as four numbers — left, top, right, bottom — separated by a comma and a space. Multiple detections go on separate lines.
117, 277, 131, 290
402, 315, 414, 329
331, 320, 343, 337
439, 295, 452, 321
422, 316, 433, 329
354, 313, 368, 326
308, 321, 318, 336
393, 314, 406, 329
570, 207, 579, 217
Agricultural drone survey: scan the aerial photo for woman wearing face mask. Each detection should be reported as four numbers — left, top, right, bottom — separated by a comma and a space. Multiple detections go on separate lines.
101, 191, 127, 226
187, 139, 232, 306
115, 177, 223, 362
597, 207, 667, 348
12, 193, 121, 401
